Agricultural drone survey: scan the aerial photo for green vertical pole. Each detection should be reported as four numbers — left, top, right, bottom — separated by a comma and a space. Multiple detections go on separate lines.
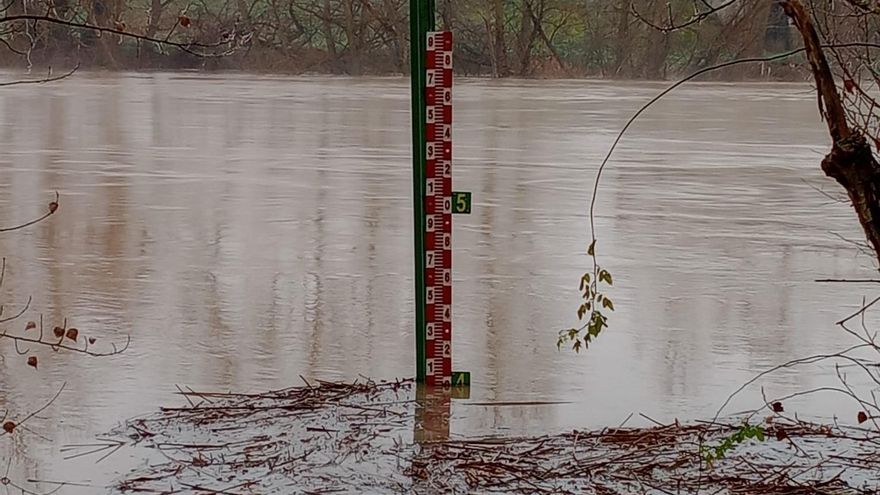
411, 0, 434, 383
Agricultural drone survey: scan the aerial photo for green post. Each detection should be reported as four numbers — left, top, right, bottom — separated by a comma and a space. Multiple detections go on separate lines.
411, 0, 435, 383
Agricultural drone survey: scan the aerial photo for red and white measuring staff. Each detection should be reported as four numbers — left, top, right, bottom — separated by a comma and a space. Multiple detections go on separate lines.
424, 31, 453, 388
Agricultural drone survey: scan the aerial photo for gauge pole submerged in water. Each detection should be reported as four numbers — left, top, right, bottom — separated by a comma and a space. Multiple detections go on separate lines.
410, 0, 432, 386
410, 0, 471, 388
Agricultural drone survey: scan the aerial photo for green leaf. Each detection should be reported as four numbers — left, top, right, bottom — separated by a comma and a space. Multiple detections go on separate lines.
703, 423, 767, 465
587, 240, 596, 256
587, 313, 604, 337
579, 272, 591, 291
602, 298, 615, 311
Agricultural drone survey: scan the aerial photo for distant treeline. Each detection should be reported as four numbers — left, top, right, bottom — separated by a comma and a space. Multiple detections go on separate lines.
0, 0, 800, 79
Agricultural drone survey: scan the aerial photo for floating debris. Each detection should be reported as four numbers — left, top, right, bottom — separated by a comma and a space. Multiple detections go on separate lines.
107, 379, 880, 494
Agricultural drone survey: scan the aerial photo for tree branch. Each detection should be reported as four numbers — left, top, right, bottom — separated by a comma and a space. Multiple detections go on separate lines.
782, 0, 850, 142
0, 64, 78, 88
0, 192, 58, 233
631, 0, 740, 33
0, 14, 239, 57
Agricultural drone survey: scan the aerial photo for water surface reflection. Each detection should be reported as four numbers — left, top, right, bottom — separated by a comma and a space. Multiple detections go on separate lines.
0, 75, 871, 490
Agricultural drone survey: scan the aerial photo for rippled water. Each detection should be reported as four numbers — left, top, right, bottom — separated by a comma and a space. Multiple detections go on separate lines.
0, 73, 875, 490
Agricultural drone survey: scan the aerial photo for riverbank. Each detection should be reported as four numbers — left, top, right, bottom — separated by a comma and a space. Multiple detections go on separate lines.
101, 379, 879, 494
0, 58, 810, 83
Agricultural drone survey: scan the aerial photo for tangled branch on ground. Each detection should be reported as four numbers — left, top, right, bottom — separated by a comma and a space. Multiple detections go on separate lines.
103, 378, 880, 495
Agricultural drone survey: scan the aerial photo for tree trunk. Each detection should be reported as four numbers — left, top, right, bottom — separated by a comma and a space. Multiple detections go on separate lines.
382, 0, 407, 72
89, 0, 120, 67
642, 0, 668, 79
322, 0, 338, 71
783, 0, 880, 264
515, 0, 535, 76
439, 0, 454, 31
493, 0, 508, 77
145, 0, 163, 38
343, 0, 362, 75
613, 0, 630, 76
524, 0, 567, 76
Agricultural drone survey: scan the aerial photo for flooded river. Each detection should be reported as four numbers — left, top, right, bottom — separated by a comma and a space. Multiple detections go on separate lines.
0, 74, 874, 489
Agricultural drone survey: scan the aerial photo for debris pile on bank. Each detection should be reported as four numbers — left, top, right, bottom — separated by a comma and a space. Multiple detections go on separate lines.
109, 379, 880, 494
412, 421, 880, 494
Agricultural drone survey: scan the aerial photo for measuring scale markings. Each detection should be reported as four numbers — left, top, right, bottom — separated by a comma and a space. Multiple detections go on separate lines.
425, 30, 453, 388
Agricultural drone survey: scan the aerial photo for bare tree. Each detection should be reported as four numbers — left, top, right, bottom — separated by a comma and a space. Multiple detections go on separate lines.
0, 0, 825, 76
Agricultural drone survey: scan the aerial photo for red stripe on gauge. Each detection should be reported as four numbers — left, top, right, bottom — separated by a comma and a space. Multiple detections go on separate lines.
425, 31, 453, 388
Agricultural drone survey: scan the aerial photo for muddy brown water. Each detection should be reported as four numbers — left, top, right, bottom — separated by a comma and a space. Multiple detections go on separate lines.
0, 73, 874, 491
